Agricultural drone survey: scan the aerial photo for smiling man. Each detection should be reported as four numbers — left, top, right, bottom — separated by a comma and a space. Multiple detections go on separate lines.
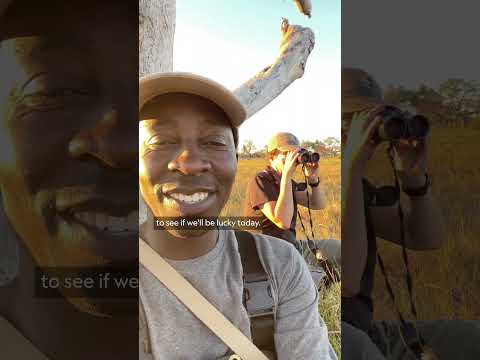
0, 1, 138, 359
139, 72, 337, 360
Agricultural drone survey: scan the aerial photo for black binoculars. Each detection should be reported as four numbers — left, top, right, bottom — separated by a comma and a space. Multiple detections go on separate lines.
297, 148, 320, 164
376, 105, 430, 141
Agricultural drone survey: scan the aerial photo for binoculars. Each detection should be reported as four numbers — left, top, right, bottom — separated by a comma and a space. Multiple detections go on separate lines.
297, 148, 320, 164
376, 105, 430, 141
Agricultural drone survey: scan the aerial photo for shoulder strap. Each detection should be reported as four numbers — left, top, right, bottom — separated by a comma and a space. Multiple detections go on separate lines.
139, 238, 269, 360
235, 230, 268, 282
235, 231, 276, 354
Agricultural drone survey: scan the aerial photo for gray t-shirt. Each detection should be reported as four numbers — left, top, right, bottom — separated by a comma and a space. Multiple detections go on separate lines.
139, 229, 337, 360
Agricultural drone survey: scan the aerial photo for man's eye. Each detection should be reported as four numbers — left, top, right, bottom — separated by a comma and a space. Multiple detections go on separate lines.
20, 88, 92, 108
202, 137, 228, 147
27, 88, 91, 99
147, 137, 177, 147
205, 141, 226, 146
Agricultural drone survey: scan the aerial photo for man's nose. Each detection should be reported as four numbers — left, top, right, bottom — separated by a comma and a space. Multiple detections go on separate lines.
68, 109, 137, 169
168, 146, 212, 175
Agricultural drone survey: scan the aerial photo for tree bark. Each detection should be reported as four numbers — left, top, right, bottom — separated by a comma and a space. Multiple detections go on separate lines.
234, 18, 315, 118
139, 0, 175, 76
139, 0, 176, 224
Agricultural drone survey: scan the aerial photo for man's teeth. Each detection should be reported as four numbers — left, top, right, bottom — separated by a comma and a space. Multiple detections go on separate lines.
169, 192, 209, 204
72, 211, 138, 232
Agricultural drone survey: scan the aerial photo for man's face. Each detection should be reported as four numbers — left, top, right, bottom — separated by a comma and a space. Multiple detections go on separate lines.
139, 93, 237, 238
0, 5, 138, 275
270, 151, 288, 173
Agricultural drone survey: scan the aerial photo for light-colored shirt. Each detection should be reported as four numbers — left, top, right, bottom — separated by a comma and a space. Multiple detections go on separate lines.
139, 229, 337, 360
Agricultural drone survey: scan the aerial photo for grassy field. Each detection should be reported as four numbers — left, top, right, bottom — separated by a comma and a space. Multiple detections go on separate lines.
223, 157, 342, 356
226, 127, 480, 355
365, 128, 480, 321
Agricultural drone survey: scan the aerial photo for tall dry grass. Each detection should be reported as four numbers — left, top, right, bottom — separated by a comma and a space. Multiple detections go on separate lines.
223, 157, 341, 356
365, 128, 480, 321
224, 128, 480, 355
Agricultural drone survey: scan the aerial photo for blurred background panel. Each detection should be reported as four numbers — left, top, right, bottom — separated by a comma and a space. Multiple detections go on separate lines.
342, 0, 480, 322
0, 1, 138, 359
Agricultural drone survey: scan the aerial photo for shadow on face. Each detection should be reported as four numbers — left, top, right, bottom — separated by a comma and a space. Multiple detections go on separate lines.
139, 93, 237, 238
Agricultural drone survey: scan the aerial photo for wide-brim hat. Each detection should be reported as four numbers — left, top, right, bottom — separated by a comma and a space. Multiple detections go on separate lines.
139, 72, 247, 128
267, 132, 301, 153
342, 67, 384, 114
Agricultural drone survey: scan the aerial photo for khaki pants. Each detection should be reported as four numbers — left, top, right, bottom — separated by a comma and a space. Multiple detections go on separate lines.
342, 320, 480, 360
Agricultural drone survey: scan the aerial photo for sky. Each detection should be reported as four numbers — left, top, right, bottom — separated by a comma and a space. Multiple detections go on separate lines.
342, 0, 479, 90
174, 0, 341, 149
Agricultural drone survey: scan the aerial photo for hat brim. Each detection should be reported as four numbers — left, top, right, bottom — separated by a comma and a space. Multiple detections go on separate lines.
342, 96, 384, 114
139, 72, 247, 128
276, 144, 299, 152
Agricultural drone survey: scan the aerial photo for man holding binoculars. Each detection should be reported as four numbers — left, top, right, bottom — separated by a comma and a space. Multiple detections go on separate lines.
244, 132, 330, 252
341, 68, 480, 359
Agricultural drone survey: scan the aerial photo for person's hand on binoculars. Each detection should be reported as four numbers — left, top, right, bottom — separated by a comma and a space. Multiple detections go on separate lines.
283, 148, 301, 177
342, 105, 384, 174
392, 139, 428, 183
302, 161, 320, 182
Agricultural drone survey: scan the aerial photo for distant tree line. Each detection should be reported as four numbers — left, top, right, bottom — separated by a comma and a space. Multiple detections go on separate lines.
384, 78, 480, 128
239, 137, 341, 159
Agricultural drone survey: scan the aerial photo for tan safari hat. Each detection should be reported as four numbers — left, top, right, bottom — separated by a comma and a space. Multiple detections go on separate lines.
139, 72, 247, 128
342, 68, 384, 114
267, 132, 301, 153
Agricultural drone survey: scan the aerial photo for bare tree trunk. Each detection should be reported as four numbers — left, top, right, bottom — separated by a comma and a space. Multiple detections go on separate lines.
234, 18, 315, 118
139, 0, 176, 224
139, 0, 175, 76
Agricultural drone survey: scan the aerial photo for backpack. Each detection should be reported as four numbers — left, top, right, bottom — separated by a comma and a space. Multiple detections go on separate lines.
235, 230, 276, 355
235, 230, 328, 359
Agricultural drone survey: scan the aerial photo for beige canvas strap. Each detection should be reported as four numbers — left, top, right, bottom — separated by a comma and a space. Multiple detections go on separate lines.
0, 315, 50, 359
139, 238, 269, 360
